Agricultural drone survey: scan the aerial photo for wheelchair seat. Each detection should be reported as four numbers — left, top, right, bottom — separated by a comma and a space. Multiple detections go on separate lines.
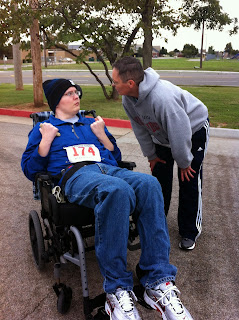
28, 111, 139, 319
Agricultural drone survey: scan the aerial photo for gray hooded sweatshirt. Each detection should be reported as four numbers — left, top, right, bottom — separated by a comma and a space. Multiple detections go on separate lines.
122, 68, 208, 169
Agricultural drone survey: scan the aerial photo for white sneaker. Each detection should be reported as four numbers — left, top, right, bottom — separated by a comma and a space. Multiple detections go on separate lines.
144, 282, 193, 320
105, 288, 141, 320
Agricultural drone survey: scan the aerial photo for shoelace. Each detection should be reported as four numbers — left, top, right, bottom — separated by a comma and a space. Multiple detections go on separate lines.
116, 290, 136, 313
156, 285, 184, 314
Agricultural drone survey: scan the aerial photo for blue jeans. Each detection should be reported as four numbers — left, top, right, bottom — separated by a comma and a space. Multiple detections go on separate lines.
65, 163, 177, 293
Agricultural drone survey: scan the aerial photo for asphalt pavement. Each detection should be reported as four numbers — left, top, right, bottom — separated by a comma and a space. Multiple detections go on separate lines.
1, 69, 239, 86
0, 114, 239, 320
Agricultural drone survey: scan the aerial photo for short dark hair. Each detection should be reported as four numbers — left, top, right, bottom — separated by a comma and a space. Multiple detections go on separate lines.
113, 56, 144, 85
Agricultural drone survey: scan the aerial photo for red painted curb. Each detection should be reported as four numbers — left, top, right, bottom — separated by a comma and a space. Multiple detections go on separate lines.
0, 109, 33, 118
103, 118, 132, 128
0, 108, 132, 128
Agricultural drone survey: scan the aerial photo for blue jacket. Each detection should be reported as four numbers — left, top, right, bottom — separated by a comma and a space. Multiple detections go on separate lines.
21, 113, 121, 181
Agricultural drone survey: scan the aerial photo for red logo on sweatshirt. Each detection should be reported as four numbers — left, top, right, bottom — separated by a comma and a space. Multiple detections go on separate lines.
146, 122, 160, 132
134, 117, 160, 133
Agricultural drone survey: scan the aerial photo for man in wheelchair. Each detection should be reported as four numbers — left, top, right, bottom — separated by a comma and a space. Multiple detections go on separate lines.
21, 79, 193, 320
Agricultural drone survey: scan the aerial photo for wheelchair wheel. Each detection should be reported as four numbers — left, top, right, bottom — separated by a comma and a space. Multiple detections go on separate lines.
57, 286, 72, 314
29, 210, 45, 270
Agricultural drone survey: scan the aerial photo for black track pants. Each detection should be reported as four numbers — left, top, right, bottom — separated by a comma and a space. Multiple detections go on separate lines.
152, 120, 210, 241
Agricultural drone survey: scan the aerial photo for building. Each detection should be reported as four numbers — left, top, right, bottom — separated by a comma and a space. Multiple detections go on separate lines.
152, 46, 161, 58
21, 46, 97, 63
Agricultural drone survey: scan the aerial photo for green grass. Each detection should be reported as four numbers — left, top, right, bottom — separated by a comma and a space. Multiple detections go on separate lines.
152, 58, 239, 72
0, 84, 36, 106
181, 86, 239, 129
0, 83, 239, 129
20, 58, 239, 72
3, 57, 239, 72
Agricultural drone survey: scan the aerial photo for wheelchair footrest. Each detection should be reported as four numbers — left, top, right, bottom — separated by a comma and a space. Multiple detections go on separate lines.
90, 292, 106, 310
133, 284, 153, 310
93, 307, 109, 319
84, 293, 109, 320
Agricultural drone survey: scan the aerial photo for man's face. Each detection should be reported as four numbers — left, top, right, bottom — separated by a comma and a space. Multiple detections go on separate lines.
56, 86, 80, 118
112, 68, 132, 96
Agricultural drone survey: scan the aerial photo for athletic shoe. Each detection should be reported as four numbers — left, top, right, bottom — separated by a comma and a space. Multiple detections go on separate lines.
144, 281, 193, 320
179, 238, 195, 250
105, 288, 141, 320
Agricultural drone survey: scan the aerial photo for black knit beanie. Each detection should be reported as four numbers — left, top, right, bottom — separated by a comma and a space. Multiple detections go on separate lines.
42, 79, 82, 113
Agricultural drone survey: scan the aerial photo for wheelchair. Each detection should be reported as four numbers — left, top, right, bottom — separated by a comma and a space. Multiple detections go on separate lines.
28, 111, 142, 319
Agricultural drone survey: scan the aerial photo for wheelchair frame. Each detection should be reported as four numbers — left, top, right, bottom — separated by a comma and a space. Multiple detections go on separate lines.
28, 111, 139, 319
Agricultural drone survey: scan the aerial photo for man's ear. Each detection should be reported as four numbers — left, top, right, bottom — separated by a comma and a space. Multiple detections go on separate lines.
127, 79, 137, 88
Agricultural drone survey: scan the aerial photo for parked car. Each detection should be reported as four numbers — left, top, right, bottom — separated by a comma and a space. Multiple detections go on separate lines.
59, 57, 73, 63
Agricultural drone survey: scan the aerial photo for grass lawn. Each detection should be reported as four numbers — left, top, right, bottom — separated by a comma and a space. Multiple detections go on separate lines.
4, 57, 239, 72
152, 58, 239, 72
182, 86, 239, 129
0, 83, 238, 129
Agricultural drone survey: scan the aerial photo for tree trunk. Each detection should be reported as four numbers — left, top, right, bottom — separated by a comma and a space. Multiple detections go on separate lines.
200, 20, 205, 69
12, 43, 23, 90
30, 0, 44, 107
142, 0, 153, 69
111, 86, 119, 100
12, 4, 23, 91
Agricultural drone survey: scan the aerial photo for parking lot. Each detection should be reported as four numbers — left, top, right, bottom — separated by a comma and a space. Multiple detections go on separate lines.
0, 115, 239, 320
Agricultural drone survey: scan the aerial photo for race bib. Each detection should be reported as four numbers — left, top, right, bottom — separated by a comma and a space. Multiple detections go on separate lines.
64, 144, 101, 163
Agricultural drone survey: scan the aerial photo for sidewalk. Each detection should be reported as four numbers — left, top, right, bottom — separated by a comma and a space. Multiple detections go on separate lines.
0, 113, 239, 320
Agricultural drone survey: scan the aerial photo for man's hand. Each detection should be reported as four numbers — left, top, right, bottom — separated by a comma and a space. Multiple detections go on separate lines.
90, 116, 106, 138
39, 123, 59, 141
90, 116, 114, 151
180, 166, 196, 182
38, 123, 59, 157
148, 157, 166, 172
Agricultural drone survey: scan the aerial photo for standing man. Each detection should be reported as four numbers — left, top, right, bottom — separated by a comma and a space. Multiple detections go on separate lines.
112, 57, 209, 251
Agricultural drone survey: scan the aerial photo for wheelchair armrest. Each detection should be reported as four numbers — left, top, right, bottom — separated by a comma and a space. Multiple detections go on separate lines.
37, 173, 52, 182
117, 161, 136, 170
35, 172, 52, 181
83, 109, 97, 118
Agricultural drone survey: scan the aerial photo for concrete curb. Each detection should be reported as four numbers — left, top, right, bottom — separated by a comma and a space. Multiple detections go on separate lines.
210, 127, 239, 139
0, 108, 238, 139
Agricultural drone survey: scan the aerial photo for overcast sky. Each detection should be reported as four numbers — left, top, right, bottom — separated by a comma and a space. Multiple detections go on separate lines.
151, 0, 239, 52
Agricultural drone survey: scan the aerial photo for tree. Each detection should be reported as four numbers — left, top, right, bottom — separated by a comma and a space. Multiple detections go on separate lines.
30, 0, 44, 107
1, 0, 186, 100
182, 44, 198, 57
1, 1, 22, 90
0, 44, 13, 59
208, 46, 215, 54
111, 0, 183, 68
38, 0, 183, 97
137, 46, 143, 57
224, 42, 233, 54
12, 3, 23, 90
37, 0, 141, 100
182, 0, 237, 68
1, 0, 134, 100
160, 47, 167, 55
